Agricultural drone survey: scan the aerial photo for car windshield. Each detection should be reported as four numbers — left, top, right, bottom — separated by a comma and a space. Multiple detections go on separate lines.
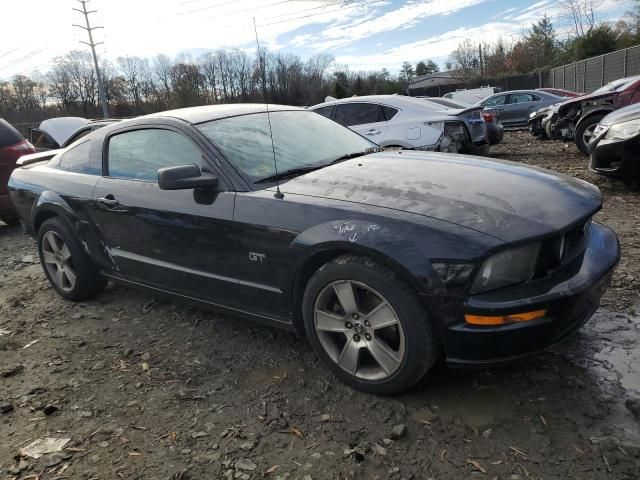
197, 110, 376, 183
592, 77, 640, 95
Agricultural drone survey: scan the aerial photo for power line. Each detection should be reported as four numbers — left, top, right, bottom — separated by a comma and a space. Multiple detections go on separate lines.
178, 0, 262, 15
258, 0, 387, 26
260, 0, 374, 22
73, 0, 109, 118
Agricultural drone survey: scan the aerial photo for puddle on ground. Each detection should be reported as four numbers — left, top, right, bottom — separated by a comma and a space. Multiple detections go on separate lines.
591, 308, 640, 394
595, 346, 640, 394
402, 370, 517, 430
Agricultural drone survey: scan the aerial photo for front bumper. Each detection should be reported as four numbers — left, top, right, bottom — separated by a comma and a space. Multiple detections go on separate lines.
589, 134, 640, 179
428, 222, 620, 366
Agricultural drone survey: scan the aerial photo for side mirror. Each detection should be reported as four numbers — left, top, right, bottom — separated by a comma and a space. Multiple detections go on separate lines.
158, 164, 218, 190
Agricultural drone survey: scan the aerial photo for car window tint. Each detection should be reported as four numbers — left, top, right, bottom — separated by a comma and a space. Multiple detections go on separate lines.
334, 103, 383, 126
382, 106, 399, 120
313, 106, 333, 118
483, 95, 506, 107
58, 140, 98, 174
107, 129, 202, 181
509, 93, 534, 104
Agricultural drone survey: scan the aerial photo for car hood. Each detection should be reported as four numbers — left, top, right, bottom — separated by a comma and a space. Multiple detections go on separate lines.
600, 102, 640, 126
557, 91, 617, 114
278, 151, 601, 243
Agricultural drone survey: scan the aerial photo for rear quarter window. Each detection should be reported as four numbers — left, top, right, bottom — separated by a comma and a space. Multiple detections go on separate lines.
58, 140, 99, 174
312, 106, 333, 119
382, 106, 399, 120
0, 119, 24, 149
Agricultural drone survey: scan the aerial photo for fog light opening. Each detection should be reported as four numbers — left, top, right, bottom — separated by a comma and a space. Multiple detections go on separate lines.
464, 309, 547, 326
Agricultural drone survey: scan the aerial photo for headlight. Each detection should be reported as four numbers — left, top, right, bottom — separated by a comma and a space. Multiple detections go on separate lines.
471, 243, 540, 293
604, 119, 640, 140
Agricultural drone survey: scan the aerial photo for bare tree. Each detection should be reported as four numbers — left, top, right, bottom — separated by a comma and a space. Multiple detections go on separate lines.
449, 39, 480, 80
561, 0, 596, 38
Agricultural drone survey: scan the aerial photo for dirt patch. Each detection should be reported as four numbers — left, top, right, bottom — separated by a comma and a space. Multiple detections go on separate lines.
1, 131, 640, 479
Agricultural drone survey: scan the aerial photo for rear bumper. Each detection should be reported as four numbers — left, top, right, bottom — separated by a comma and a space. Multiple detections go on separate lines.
428, 222, 619, 366
589, 135, 640, 179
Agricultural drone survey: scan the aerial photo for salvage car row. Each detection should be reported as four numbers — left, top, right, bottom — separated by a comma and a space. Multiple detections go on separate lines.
528, 75, 640, 183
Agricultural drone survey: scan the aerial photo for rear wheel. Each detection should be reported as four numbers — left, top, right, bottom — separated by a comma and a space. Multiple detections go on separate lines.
303, 255, 438, 394
575, 114, 604, 155
37, 217, 106, 301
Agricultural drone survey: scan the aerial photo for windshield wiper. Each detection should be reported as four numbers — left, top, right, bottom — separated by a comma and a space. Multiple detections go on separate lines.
329, 147, 384, 164
254, 165, 324, 184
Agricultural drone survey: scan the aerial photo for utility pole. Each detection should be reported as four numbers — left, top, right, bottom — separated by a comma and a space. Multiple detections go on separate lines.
73, 0, 109, 118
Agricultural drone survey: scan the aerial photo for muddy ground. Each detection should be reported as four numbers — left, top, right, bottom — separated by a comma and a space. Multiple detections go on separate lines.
1, 131, 639, 480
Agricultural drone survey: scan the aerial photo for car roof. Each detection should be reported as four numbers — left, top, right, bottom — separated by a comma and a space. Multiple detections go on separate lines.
141, 104, 304, 124
310, 95, 436, 110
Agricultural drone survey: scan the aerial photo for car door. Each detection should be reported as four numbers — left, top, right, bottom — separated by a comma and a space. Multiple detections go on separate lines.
333, 103, 389, 144
481, 94, 508, 124
87, 125, 240, 307
503, 93, 541, 126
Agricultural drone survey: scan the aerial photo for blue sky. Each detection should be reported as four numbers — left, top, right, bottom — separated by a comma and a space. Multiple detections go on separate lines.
0, 0, 633, 79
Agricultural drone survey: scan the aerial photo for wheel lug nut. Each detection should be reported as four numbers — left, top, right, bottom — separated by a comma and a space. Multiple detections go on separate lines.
345, 322, 353, 329
352, 313, 359, 320
365, 334, 371, 341
353, 334, 360, 342
364, 320, 370, 327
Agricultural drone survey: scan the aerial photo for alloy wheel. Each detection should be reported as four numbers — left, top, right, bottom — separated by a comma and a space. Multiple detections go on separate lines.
41, 231, 76, 292
582, 124, 597, 147
313, 280, 406, 381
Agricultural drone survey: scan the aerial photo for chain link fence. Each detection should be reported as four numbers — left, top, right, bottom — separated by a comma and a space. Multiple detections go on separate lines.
544, 46, 640, 93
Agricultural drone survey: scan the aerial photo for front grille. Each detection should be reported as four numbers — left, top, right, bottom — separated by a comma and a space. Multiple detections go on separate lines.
534, 219, 590, 278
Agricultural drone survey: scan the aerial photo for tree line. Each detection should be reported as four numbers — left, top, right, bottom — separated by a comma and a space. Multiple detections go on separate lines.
1, 0, 638, 126
447, 0, 640, 80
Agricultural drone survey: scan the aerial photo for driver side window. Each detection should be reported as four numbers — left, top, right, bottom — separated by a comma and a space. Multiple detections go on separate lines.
107, 129, 202, 181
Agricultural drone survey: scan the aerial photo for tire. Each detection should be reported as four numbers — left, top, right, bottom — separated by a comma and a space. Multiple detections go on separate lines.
575, 114, 605, 156
37, 217, 107, 301
302, 254, 439, 394
0, 215, 20, 226
544, 121, 555, 140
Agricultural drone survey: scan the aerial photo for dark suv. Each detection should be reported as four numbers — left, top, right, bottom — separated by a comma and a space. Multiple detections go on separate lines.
0, 119, 36, 225
556, 75, 640, 155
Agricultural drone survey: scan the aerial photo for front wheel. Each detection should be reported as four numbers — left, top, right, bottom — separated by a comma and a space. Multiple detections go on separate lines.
302, 255, 439, 394
575, 115, 605, 156
37, 217, 107, 301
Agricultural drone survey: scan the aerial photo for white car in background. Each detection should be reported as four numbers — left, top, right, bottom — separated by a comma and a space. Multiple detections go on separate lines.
309, 95, 488, 154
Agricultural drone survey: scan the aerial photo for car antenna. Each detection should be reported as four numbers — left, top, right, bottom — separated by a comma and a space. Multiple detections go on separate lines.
253, 17, 284, 200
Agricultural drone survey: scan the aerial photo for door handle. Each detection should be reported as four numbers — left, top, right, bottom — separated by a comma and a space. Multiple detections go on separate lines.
365, 129, 381, 135
97, 196, 120, 207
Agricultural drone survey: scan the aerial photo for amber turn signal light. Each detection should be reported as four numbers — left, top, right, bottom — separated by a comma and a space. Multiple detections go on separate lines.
464, 309, 547, 326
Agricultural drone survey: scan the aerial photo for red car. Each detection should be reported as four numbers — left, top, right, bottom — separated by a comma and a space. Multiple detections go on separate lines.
0, 119, 36, 225
537, 88, 585, 98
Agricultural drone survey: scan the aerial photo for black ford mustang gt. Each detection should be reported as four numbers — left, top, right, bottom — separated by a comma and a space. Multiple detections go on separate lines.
8, 104, 620, 394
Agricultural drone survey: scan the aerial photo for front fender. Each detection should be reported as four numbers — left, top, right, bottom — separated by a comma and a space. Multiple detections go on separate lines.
291, 219, 445, 295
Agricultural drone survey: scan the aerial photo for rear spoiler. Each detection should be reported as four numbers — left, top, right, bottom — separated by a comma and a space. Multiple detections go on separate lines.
17, 149, 63, 167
